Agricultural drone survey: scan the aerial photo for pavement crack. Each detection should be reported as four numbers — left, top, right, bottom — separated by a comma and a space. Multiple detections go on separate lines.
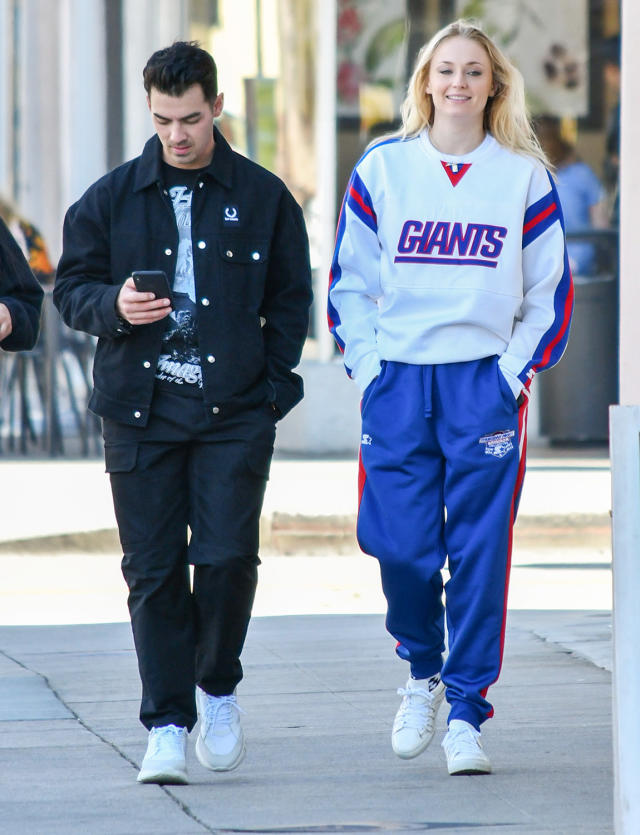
0, 648, 218, 834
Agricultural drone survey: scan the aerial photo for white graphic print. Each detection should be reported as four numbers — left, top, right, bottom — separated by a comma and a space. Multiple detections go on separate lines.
155, 185, 202, 389
479, 430, 515, 459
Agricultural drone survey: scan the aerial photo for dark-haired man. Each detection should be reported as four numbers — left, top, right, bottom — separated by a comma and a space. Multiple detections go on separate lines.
54, 42, 312, 785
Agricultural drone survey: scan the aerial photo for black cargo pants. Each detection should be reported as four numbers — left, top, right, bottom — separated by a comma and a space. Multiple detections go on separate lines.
103, 388, 276, 731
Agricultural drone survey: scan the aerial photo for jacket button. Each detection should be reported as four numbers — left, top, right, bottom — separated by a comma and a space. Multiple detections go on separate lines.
212, 406, 220, 415
201, 297, 210, 306
134, 410, 141, 419
164, 248, 172, 256
198, 182, 204, 189
207, 355, 215, 363
143, 361, 151, 368
226, 250, 233, 258
197, 240, 206, 249
252, 251, 260, 260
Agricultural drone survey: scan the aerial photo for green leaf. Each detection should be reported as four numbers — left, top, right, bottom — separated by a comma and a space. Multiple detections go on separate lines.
364, 19, 406, 73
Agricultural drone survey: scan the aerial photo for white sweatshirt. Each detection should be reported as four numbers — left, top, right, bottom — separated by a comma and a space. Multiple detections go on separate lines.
328, 131, 573, 398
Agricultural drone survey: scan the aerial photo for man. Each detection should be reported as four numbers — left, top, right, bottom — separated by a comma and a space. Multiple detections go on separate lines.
54, 41, 312, 785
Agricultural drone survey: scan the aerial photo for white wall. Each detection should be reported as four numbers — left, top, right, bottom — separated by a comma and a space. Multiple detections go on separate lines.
122, 0, 189, 162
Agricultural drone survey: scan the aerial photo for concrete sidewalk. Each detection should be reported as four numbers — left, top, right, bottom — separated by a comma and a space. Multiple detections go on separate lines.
0, 613, 612, 834
0, 450, 614, 832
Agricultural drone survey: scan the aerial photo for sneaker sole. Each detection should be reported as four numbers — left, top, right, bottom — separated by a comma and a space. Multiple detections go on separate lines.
195, 734, 246, 772
137, 767, 188, 785
447, 759, 492, 776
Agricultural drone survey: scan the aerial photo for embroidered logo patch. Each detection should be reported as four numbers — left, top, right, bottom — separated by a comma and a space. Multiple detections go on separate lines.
223, 205, 240, 224
479, 430, 515, 459
361, 433, 373, 446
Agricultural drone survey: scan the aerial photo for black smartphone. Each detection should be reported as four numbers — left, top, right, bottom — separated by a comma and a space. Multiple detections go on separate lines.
132, 270, 173, 303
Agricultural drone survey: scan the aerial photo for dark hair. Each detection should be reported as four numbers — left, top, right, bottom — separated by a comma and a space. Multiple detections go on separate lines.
143, 41, 218, 104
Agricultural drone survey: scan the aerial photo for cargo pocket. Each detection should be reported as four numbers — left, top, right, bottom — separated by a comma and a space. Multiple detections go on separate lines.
104, 443, 138, 474
246, 442, 273, 482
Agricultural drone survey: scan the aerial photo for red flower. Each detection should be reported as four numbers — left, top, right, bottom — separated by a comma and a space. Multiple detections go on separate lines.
338, 6, 362, 45
337, 60, 365, 103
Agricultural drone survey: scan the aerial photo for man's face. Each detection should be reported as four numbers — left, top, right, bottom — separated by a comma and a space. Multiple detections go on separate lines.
148, 84, 223, 169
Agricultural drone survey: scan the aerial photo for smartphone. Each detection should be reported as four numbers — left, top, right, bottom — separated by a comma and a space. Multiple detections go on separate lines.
132, 270, 173, 303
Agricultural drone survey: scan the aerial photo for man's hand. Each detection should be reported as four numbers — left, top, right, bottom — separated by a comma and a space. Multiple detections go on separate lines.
0, 303, 13, 340
116, 277, 172, 325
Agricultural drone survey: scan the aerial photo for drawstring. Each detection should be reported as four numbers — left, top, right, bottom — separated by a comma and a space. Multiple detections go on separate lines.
423, 365, 434, 418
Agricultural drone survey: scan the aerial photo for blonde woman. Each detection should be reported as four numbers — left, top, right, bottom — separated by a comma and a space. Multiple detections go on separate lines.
329, 20, 573, 775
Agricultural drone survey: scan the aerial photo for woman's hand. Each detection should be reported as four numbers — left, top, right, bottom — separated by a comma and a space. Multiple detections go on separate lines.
0, 302, 13, 340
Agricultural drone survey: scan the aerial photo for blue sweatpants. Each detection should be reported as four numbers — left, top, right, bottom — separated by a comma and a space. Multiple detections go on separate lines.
357, 357, 528, 729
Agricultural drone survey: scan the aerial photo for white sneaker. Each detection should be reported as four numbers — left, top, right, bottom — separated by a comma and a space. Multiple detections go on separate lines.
137, 724, 188, 784
392, 675, 446, 759
195, 686, 246, 771
442, 719, 492, 775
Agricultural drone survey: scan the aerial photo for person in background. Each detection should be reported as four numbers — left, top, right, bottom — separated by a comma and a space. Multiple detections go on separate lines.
600, 35, 620, 227
536, 115, 608, 276
329, 19, 572, 776
54, 41, 312, 785
0, 196, 55, 287
0, 215, 44, 352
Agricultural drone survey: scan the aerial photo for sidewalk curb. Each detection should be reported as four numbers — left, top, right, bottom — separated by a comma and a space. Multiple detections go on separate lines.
0, 511, 612, 555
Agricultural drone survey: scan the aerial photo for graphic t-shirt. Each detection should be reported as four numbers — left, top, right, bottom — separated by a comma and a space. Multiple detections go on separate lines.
155, 162, 205, 396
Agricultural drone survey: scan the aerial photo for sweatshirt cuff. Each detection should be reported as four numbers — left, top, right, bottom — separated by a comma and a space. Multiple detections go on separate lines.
353, 353, 382, 393
498, 355, 525, 399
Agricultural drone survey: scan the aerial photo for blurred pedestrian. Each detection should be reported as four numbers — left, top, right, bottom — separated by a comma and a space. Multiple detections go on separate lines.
536, 115, 608, 275
329, 19, 573, 775
54, 41, 311, 785
0, 196, 55, 287
600, 35, 620, 226
0, 215, 44, 351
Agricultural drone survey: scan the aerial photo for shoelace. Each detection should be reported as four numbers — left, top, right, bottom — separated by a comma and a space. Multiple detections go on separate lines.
395, 685, 438, 729
148, 724, 185, 756
202, 695, 245, 733
445, 724, 482, 753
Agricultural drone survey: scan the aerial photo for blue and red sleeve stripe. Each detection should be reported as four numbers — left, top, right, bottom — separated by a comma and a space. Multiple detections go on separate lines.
327, 169, 378, 358
327, 189, 349, 354
346, 170, 378, 233
519, 174, 574, 382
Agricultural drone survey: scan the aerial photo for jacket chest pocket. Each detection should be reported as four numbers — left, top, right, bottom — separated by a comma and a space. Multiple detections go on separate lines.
218, 238, 269, 306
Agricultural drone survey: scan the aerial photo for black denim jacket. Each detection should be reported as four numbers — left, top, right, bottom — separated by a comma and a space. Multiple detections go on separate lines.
54, 128, 312, 426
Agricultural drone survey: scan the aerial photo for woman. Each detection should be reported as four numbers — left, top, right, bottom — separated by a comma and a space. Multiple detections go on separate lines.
0, 215, 44, 351
328, 20, 572, 775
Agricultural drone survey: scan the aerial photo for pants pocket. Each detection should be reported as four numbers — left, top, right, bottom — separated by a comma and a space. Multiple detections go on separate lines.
104, 442, 138, 473
496, 363, 518, 414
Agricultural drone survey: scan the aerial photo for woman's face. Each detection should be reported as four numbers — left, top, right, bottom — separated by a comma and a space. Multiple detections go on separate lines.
426, 36, 495, 126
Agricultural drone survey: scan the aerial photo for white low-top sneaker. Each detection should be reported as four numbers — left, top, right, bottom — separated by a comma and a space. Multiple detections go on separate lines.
392, 675, 446, 759
442, 719, 492, 775
195, 686, 245, 772
137, 724, 188, 784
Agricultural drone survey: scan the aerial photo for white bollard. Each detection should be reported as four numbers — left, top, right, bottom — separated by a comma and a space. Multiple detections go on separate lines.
610, 405, 640, 833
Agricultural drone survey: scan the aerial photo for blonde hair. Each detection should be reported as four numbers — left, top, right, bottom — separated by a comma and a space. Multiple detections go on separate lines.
393, 19, 549, 168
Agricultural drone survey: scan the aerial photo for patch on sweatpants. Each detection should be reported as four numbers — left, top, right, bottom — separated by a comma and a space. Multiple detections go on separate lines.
479, 429, 515, 459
